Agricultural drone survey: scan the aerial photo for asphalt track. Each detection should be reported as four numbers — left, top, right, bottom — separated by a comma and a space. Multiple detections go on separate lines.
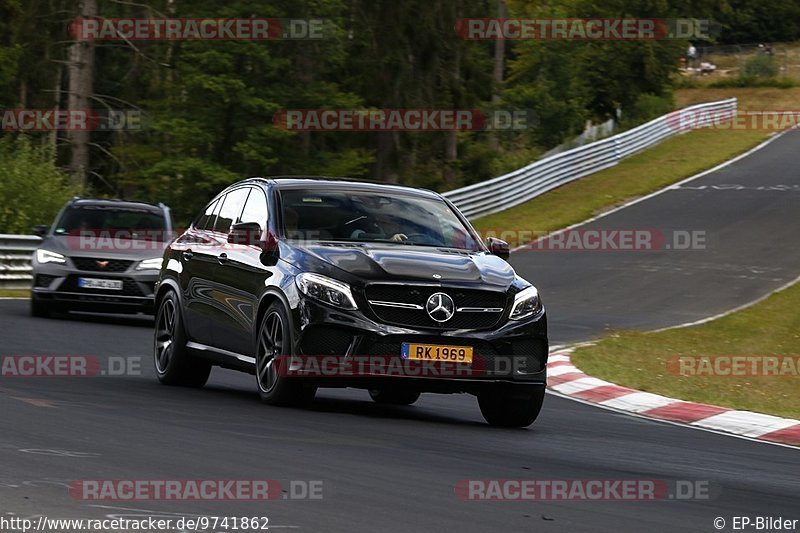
513, 130, 800, 344
2, 131, 799, 532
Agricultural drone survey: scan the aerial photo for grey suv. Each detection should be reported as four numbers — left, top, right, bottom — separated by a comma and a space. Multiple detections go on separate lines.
31, 198, 173, 317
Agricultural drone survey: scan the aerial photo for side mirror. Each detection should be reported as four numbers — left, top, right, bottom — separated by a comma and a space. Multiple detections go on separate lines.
32, 224, 49, 237
486, 237, 510, 261
228, 222, 278, 253
228, 222, 264, 246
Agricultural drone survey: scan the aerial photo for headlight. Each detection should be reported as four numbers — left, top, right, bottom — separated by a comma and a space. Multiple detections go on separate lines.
295, 272, 357, 310
509, 285, 542, 320
36, 249, 66, 265
136, 257, 164, 271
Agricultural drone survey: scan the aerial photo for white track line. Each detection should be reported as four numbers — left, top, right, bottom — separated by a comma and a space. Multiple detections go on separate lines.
512, 128, 791, 253
652, 271, 800, 333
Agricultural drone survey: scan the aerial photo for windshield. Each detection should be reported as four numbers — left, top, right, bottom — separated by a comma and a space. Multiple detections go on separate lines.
54, 206, 168, 241
280, 188, 482, 251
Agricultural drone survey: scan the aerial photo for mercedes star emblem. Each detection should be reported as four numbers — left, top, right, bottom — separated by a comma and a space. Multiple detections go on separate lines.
426, 292, 455, 322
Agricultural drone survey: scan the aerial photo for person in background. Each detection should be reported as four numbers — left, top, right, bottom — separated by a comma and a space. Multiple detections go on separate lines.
687, 43, 698, 68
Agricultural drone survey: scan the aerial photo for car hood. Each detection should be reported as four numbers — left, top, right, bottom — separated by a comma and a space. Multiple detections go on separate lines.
283, 241, 516, 289
41, 235, 169, 260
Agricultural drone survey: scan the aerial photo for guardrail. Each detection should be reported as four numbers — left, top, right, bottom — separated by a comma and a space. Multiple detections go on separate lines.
0, 98, 737, 288
443, 98, 738, 219
0, 234, 41, 290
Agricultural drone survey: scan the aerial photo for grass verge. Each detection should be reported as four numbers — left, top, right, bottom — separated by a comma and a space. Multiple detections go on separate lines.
571, 282, 800, 420
0, 289, 30, 298
674, 87, 800, 110
471, 128, 766, 245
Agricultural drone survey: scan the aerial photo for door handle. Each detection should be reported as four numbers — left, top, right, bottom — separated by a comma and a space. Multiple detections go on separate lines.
218, 253, 229, 264
182, 250, 193, 261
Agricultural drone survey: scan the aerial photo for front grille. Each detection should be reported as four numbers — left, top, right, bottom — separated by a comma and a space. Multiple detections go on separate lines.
143, 281, 157, 296
509, 338, 548, 374
60, 275, 145, 297
299, 326, 354, 355
34, 274, 58, 288
71, 257, 133, 273
365, 284, 507, 330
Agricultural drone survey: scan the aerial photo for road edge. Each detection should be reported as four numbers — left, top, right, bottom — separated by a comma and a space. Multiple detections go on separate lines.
546, 348, 800, 449
511, 128, 790, 253
535, 127, 799, 448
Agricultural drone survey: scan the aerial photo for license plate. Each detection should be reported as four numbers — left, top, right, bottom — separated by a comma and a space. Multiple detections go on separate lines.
78, 278, 123, 290
401, 343, 473, 363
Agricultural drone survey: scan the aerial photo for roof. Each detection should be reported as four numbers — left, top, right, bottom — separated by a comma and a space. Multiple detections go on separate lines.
70, 198, 165, 213
240, 176, 442, 200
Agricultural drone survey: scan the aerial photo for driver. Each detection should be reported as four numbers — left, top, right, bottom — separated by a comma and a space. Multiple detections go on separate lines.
346, 215, 408, 242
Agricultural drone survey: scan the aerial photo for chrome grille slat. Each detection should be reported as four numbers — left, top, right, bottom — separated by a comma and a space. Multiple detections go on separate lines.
364, 283, 506, 330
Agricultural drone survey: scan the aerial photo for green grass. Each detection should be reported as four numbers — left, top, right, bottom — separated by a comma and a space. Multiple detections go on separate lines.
0, 289, 30, 298
675, 86, 800, 111
571, 283, 800, 419
471, 128, 766, 245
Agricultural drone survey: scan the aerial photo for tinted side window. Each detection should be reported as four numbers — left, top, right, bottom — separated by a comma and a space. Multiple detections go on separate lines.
195, 199, 219, 230
240, 188, 268, 226
214, 188, 250, 234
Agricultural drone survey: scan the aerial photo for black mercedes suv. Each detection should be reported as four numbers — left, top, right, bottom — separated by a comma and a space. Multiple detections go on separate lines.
31, 198, 174, 317
153, 178, 548, 427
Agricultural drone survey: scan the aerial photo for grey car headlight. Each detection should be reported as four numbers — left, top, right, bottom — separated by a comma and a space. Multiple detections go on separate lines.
136, 257, 164, 271
296, 272, 358, 310
36, 249, 66, 265
509, 285, 542, 320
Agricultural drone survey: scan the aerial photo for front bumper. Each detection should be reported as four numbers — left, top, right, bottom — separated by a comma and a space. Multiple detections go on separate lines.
288, 297, 548, 392
31, 263, 158, 314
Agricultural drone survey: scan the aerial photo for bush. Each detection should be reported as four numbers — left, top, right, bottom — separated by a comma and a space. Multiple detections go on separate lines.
620, 93, 674, 128
672, 76, 701, 89
709, 76, 796, 88
742, 54, 779, 78
0, 135, 77, 233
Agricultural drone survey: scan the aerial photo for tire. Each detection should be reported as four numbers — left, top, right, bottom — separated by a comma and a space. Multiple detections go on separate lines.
369, 389, 420, 405
153, 290, 211, 387
256, 302, 316, 406
30, 296, 52, 318
478, 386, 545, 428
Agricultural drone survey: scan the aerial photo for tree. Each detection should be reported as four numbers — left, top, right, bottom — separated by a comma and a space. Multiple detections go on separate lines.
67, 0, 97, 188
0, 136, 76, 233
